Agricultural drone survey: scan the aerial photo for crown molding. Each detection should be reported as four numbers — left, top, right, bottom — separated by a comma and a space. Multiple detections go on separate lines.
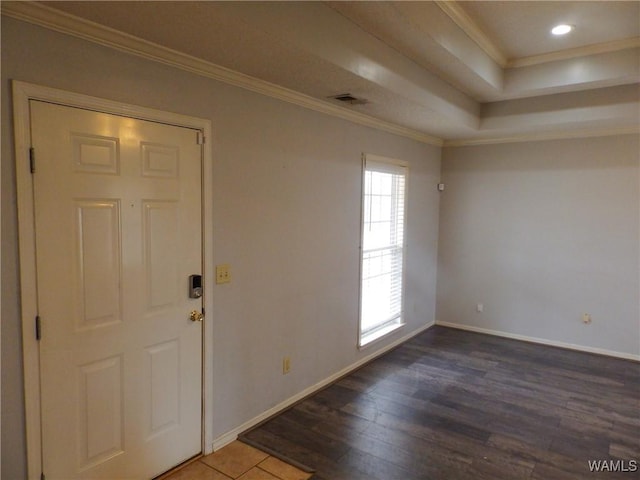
434, 0, 507, 68
508, 37, 640, 68
443, 125, 640, 147
4, 2, 637, 149
1, 1, 443, 147
433, 1, 639, 71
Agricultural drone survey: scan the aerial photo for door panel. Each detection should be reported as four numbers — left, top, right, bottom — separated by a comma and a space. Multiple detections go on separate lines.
143, 201, 179, 310
78, 354, 124, 470
31, 100, 203, 479
76, 200, 122, 329
147, 339, 180, 437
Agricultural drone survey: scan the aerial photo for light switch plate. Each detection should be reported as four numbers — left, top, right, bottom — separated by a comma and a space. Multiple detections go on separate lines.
216, 264, 231, 284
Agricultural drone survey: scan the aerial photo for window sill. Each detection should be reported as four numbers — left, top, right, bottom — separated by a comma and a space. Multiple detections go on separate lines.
359, 322, 404, 349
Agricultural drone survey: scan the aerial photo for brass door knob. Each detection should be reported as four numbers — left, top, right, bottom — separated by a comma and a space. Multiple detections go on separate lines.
190, 310, 204, 322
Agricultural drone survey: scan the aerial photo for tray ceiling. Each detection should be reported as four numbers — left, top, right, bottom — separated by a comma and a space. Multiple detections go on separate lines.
3, 1, 639, 145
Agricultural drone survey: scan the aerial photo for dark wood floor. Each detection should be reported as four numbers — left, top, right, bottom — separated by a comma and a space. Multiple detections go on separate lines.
241, 326, 640, 480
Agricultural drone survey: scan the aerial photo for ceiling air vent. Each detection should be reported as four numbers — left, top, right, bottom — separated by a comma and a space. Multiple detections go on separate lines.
329, 93, 368, 105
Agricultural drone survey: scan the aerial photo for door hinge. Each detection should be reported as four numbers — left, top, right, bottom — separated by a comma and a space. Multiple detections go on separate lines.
196, 131, 205, 145
29, 147, 36, 173
35, 316, 41, 341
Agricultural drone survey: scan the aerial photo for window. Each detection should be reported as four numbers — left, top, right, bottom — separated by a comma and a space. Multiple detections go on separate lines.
359, 155, 407, 347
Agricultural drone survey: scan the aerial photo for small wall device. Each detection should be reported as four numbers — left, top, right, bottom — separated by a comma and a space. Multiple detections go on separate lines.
188, 274, 203, 298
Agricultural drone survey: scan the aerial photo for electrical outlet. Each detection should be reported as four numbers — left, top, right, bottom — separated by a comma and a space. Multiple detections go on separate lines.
582, 313, 592, 324
282, 356, 291, 375
476, 303, 484, 313
215, 264, 231, 284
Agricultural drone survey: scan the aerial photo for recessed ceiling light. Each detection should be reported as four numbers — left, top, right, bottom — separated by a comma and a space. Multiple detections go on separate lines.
551, 24, 574, 36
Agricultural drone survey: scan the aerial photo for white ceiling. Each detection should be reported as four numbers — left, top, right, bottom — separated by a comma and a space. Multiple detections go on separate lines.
6, 1, 640, 144
459, 1, 640, 59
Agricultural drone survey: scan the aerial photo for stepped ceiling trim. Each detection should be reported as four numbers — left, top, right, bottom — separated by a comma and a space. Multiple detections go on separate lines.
2, 1, 637, 147
437, 1, 640, 69
434, 0, 507, 67
507, 37, 640, 68
444, 125, 640, 147
1, 1, 443, 146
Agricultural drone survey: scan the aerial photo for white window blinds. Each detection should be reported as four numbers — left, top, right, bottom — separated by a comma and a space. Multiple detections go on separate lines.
360, 157, 407, 346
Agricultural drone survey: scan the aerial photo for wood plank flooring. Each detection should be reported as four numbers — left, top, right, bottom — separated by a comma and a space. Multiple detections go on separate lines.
241, 326, 640, 479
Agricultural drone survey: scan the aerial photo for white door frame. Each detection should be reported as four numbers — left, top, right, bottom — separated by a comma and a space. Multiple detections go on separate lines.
12, 80, 214, 480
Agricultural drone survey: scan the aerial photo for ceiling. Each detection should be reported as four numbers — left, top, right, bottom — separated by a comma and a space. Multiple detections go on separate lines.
4, 1, 640, 145
459, 1, 640, 59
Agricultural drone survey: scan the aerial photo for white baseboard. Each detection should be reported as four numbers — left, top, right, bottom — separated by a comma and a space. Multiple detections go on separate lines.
211, 321, 435, 451
435, 321, 640, 362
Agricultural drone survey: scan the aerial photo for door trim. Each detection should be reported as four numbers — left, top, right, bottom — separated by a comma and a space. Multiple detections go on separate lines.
12, 80, 214, 480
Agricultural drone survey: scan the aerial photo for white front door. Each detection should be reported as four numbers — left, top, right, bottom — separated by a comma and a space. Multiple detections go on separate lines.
31, 100, 203, 479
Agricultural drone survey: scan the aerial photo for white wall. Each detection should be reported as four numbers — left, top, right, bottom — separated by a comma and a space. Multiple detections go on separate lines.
438, 135, 640, 357
1, 17, 441, 478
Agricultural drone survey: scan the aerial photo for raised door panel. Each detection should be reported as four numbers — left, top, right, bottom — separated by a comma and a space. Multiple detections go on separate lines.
143, 201, 179, 312
77, 355, 124, 470
74, 200, 122, 330
146, 340, 180, 439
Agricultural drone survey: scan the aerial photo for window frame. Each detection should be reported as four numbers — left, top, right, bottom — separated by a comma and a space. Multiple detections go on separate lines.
358, 153, 409, 348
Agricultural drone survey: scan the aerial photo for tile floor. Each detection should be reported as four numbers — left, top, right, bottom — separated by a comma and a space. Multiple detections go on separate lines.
163, 441, 313, 480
